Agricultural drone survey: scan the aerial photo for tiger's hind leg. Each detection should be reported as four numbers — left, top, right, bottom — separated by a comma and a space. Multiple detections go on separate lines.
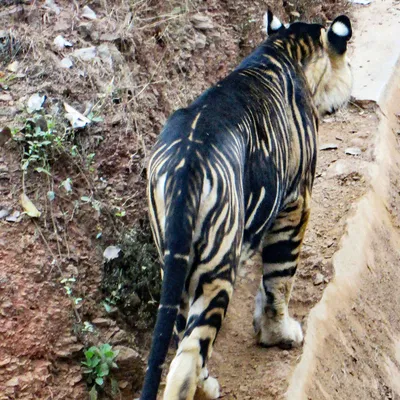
163, 277, 234, 399
254, 189, 311, 349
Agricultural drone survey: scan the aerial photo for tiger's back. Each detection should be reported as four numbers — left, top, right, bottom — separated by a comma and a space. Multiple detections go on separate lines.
142, 10, 352, 400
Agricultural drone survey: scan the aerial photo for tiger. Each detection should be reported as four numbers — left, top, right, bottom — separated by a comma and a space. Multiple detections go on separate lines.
141, 9, 352, 400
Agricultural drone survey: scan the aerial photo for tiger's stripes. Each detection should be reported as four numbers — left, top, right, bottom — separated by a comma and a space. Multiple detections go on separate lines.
141, 10, 352, 400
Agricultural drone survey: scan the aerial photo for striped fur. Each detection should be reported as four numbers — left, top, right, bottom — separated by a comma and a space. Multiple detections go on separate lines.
141, 11, 352, 400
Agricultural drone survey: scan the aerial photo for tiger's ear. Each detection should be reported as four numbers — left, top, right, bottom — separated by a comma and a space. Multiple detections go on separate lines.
263, 9, 286, 36
327, 15, 352, 54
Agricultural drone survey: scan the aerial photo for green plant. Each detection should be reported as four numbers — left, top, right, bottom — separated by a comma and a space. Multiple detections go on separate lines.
13, 114, 58, 176
82, 344, 119, 399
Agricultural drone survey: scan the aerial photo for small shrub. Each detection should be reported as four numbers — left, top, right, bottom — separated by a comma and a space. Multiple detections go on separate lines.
102, 225, 161, 331
82, 344, 119, 399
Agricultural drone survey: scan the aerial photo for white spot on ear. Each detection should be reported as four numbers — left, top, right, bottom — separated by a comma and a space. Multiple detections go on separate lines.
271, 15, 282, 31
331, 21, 349, 37
263, 12, 282, 33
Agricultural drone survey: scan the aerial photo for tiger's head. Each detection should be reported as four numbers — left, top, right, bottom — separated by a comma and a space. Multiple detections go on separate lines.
264, 10, 353, 116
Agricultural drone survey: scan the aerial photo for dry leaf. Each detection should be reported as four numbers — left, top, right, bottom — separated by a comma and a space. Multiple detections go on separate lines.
21, 193, 41, 218
64, 102, 91, 128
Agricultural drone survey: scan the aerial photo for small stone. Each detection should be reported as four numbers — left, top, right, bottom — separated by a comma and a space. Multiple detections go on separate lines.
81, 5, 97, 20
0, 94, 12, 102
190, 14, 214, 30
114, 346, 141, 365
0, 209, 11, 219
54, 343, 84, 358
313, 273, 324, 286
66, 264, 78, 276
54, 20, 70, 32
6, 211, 20, 222
7, 61, 19, 72
282, 350, 289, 357
119, 380, 129, 389
71, 47, 97, 61
100, 32, 121, 42
54, 35, 73, 49
194, 32, 207, 49
0, 357, 11, 367
110, 329, 129, 345
92, 317, 112, 327
6, 377, 19, 387
345, 147, 362, 156
60, 57, 73, 69
319, 143, 338, 151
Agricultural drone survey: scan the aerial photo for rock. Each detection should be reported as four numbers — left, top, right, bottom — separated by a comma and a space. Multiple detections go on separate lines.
319, 143, 338, 151
0, 208, 11, 219
60, 57, 73, 69
0, 93, 12, 102
6, 211, 20, 222
54, 35, 73, 49
103, 245, 121, 261
71, 47, 97, 61
6, 377, 19, 387
27, 93, 46, 113
7, 61, 19, 72
54, 20, 70, 32
100, 32, 121, 42
113, 346, 144, 391
81, 5, 97, 20
110, 329, 129, 345
345, 147, 362, 156
0, 357, 11, 367
119, 380, 129, 389
43, 0, 61, 15
114, 345, 143, 368
194, 32, 207, 49
313, 273, 324, 286
190, 14, 214, 30
92, 317, 112, 327
54, 343, 84, 358
0, 107, 17, 117
66, 264, 78, 276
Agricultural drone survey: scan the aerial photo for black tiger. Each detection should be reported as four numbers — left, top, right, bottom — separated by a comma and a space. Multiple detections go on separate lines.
141, 9, 352, 400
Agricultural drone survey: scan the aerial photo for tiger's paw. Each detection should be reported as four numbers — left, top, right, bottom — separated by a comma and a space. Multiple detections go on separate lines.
202, 376, 220, 399
257, 316, 303, 349
198, 372, 220, 399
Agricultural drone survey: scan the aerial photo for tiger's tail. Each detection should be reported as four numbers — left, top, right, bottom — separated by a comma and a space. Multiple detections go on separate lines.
140, 170, 200, 400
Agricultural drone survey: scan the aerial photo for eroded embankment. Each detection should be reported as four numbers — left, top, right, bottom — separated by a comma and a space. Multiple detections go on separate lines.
286, 61, 400, 400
